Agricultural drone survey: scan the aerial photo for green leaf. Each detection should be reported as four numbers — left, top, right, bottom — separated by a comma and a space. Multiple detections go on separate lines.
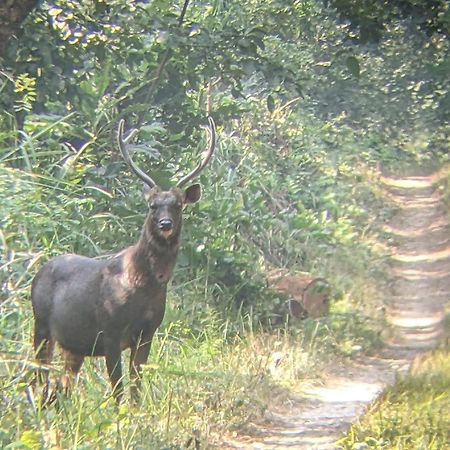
231, 88, 241, 98
267, 94, 275, 113
19, 430, 42, 450
346, 56, 360, 78
253, 37, 265, 51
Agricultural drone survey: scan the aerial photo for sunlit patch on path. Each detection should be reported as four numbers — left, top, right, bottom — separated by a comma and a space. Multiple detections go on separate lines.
223, 169, 450, 449
382, 172, 449, 352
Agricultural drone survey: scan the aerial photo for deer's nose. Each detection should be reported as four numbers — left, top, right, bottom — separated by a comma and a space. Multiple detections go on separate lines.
158, 219, 173, 231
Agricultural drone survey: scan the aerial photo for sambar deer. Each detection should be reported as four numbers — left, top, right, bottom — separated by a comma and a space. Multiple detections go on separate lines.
31, 117, 216, 402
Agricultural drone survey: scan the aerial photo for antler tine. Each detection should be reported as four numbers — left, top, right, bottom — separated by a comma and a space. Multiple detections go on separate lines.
117, 119, 157, 189
176, 117, 216, 188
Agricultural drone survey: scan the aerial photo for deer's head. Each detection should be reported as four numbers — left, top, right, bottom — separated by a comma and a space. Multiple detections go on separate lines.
117, 117, 216, 241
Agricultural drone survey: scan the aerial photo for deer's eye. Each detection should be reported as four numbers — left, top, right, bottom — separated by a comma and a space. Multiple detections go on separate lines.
150, 203, 157, 210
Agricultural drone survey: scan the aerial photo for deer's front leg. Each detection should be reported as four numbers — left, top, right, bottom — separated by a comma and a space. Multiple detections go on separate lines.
104, 335, 123, 403
129, 331, 155, 402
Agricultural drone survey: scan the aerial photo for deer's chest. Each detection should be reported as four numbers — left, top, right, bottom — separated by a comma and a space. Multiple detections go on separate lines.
118, 295, 165, 349
105, 281, 166, 344
98, 260, 167, 346
107, 281, 165, 318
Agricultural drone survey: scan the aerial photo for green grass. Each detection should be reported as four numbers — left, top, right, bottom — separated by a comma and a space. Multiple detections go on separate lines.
1, 1, 449, 447
0, 158, 386, 449
0, 285, 384, 449
339, 348, 450, 450
2, 317, 270, 449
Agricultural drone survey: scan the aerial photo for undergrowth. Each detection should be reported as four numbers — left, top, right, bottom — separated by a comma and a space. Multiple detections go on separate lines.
0, 228, 385, 448
1, 0, 449, 448
339, 348, 450, 450
0, 296, 382, 449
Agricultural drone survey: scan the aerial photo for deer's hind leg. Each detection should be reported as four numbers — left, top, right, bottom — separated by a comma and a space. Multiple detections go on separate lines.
33, 320, 55, 382
32, 320, 57, 404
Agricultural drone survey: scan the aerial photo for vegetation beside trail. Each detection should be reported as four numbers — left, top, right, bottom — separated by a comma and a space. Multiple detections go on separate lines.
340, 349, 450, 450
1, 0, 449, 448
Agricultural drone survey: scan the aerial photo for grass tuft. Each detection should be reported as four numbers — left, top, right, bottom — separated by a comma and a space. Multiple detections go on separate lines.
339, 349, 450, 450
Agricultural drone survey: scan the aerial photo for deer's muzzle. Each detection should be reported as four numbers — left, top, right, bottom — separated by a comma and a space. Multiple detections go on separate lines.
158, 219, 173, 231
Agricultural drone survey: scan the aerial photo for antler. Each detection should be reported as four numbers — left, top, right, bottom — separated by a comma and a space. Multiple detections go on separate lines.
176, 116, 216, 188
117, 119, 157, 189
118, 117, 216, 189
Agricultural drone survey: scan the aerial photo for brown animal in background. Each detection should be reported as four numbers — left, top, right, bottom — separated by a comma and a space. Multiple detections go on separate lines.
31, 117, 216, 402
267, 270, 330, 319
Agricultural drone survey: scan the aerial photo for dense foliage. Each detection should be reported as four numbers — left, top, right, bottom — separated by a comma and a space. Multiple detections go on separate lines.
328, 0, 450, 42
0, 1, 360, 312
0, 0, 449, 447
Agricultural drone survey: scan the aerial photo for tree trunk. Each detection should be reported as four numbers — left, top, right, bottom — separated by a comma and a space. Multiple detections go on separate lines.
0, 0, 39, 58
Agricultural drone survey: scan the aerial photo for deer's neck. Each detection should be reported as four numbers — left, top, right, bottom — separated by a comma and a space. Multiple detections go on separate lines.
130, 225, 181, 286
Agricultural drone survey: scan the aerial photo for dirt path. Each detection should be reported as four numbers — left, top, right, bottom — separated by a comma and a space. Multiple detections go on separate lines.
223, 169, 450, 449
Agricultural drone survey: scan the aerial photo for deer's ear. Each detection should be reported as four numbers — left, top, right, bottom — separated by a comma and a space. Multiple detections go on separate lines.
184, 184, 202, 204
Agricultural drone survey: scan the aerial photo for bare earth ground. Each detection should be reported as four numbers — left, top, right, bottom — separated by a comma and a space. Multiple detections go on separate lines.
222, 169, 450, 449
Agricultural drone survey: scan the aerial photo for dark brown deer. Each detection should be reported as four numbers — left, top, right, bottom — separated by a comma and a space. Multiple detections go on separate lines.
31, 117, 216, 402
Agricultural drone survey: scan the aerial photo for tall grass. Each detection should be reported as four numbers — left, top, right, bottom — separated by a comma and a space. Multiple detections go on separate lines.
0, 128, 387, 448
0, 273, 385, 449
339, 348, 450, 450
3, 11, 444, 446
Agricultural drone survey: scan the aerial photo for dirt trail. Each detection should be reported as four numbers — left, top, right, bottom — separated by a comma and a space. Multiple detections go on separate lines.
223, 169, 450, 449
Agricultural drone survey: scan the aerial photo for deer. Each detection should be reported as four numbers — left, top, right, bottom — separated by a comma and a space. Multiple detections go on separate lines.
30, 117, 216, 403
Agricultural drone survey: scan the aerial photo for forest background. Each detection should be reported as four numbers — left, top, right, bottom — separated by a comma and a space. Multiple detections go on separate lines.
1, 0, 449, 448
